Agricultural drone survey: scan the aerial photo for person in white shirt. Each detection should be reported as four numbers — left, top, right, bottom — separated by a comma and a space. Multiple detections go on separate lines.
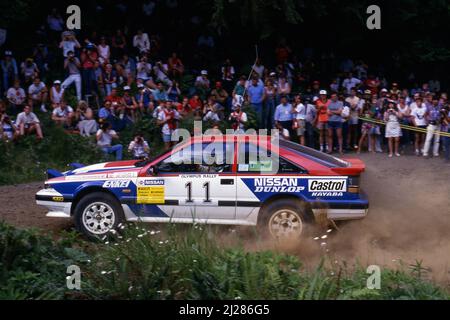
342, 73, 362, 95
97, 37, 110, 65
96, 122, 123, 160
292, 95, 306, 145
345, 88, 362, 149
16, 105, 43, 139
128, 133, 150, 159
410, 97, 427, 156
133, 29, 150, 54
136, 56, 152, 81
27, 77, 48, 112
51, 100, 74, 127
49, 80, 65, 108
157, 102, 180, 150
59, 32, 81, 58
6, 80, 26, 114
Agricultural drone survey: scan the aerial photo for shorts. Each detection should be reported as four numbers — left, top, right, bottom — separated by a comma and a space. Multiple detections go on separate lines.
328, 121, 343, 130
162, 134, 172, 143
296, 120, 306, 136
317, 122, 328, 130
369, 126, 381, 135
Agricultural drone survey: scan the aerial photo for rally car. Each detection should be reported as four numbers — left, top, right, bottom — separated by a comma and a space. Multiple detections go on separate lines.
36, 135, 369, 239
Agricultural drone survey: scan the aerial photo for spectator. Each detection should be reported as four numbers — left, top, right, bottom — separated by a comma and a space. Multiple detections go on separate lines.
103, 63, 117, 96
177, 97, 192, 116
62, 50, 82, 101
16, 105, 43, 139
423, 96, 442, 157
75, 100, 98, 137
247, 77, 265, 128
157, 101, 180, 150
195, 70, 210, 97
97, 36, 111, 65
51, 100, 74, 128
20, 58, 39, 84
168, 52, 184, 78
116, 53, 136, 86
49, 80, 65, 108
136, 55, 152, 82
384, 101, 402, 157
252, 58, 265, 78
59, 32, 81, 58
111, 29, 127, 59
152, 82, 169, 103
232, 76, 246, 99
128, 133, 150, 159
274, 95, 293, 138
305, 97, 317, 148
189, 94, 203, 111
153, 60, 171, 86
368, 96, 383, 153
221, 58, 235, 92
444, 109, 450, 163
1, 51, 19, 96
133, 29, 150, 55
397, 96, 411, 151
264, 80, 277, 129
47, 8, 65, 42
80, 44, 99, 97
6, 79, 26, 115
316, 90, 330, 152
28, 77, 48, 112
99, 100, 113, 123
228, 103, 247, 133
121, 86, 138, 122
410, 97, 427, 156
0, 115, 18, 142
293, 95, 306, 146
277, 75, 291, 101
96, 122, 123, 160
167, 80, 181, 102
357, 103, 373, 153
136, 83, 154, 114
210, 81, 229, 108
345, 88, 361, 150
342, 73, 361, 95
327, 93, 344, 154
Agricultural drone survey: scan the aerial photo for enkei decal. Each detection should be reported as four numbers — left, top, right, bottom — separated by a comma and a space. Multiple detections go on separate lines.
103, 180, 131, 188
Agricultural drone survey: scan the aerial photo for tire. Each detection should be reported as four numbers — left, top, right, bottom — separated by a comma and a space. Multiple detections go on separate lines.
258, 199, 311, 239
73, 192, 124, 240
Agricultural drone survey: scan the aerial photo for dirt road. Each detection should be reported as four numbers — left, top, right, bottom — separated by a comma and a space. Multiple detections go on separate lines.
0, 154, 449, 281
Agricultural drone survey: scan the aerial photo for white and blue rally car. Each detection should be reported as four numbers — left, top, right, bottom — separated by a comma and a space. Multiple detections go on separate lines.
36, 135, 369, 239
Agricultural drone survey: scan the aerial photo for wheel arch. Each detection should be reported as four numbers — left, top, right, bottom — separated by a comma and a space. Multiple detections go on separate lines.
258, 194, 314, 224
70, 186, 120, 216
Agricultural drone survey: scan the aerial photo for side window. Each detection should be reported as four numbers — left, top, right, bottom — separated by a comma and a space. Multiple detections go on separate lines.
156, 142, 233, 173
237, 142, 306, 174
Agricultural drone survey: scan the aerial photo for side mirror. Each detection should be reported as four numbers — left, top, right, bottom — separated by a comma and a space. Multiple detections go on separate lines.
148, 166, 158, 176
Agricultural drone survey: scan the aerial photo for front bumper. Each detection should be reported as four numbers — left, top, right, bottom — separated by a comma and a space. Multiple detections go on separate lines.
35, 188, 72, 218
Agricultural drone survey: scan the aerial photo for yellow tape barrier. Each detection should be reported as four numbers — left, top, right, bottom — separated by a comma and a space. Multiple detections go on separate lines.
358, 117, 450, 138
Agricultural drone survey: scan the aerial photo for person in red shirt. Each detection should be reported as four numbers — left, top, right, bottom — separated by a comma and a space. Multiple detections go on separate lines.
80, 44, 99, 97
365, 75, 380, 95
177, 97, 192, 116
189, 94, 203, 111
315, 90, 331, 152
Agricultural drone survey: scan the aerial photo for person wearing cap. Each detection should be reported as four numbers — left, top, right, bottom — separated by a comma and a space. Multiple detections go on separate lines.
195, 70, 210, 98
229, 103, 248, 134
1, 51, 18, 96
50, 80, 65, 109
6, 79, 26, 116
62, 50, 82, 101
80, 43, 99, 97
316, 90, 331, 152
20, 58, 39, 84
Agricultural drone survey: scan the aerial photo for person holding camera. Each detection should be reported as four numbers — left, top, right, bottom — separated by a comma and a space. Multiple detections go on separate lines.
0, 114, 18, 142
96, 122, 123, 160
61, 50, 82, 101
136, 83, 154, 114
228, 103, 247, 134
423, 96, 442, 158
128, 133, 150, 159
75, 100, 97, 137
383, 101, 402, 157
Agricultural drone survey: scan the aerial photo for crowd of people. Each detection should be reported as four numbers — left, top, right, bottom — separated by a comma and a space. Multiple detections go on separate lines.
0, 6, 449, 163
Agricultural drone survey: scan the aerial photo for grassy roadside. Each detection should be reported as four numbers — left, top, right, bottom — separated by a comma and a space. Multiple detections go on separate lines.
0, 222, 448, 300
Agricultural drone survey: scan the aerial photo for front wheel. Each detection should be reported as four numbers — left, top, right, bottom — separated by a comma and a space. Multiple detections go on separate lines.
258, 199, 310, 239
74, 192, 124, 240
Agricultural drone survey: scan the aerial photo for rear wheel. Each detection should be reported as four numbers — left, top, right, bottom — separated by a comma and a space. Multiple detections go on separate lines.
258, 199, 310, 239
74, 192, 124, 240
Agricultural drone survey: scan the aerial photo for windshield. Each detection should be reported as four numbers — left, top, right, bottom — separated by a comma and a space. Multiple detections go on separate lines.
279, 140, 349, 168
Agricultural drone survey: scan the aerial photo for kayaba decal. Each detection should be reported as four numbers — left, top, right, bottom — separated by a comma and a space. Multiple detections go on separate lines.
308, 179, 347, 197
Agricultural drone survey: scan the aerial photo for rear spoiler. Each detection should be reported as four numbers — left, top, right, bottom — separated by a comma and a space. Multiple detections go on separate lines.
331, 158, 366, 175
